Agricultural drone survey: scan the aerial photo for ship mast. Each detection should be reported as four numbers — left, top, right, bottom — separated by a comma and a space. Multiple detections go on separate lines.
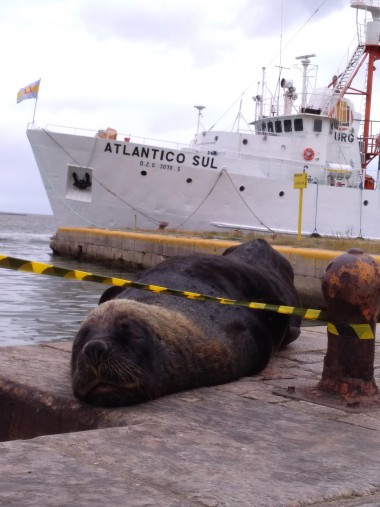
194, 105, 206, 135
352, 0, 380, 168
324, 1, 380, 168
295, 54, 316, 110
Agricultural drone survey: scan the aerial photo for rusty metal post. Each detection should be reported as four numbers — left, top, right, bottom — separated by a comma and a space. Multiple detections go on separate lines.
318, 248, 380, 403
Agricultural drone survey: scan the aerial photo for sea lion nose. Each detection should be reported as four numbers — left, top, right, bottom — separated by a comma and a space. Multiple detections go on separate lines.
83, 340, 110, 367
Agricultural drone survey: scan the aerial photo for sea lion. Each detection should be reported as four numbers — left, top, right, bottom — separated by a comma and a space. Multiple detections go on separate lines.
71, 239, 301, 407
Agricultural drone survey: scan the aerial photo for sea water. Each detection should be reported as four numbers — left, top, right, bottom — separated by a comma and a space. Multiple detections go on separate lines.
0, 213, 136, 346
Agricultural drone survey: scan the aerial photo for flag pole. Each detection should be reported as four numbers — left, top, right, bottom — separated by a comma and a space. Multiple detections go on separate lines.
32, 95, 38, 124
32, 78, 41, 124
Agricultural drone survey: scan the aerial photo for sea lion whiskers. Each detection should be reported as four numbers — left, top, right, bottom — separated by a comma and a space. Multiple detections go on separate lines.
108, 355, 146, 386
73, 351, 145, 394
72, 368, 97, 397
108, 355, 158, 400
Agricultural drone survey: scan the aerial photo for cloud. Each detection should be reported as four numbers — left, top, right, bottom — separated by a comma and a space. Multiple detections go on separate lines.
1, 0, 368, 215
0, 129, 51, 214
238, 0, 348, 38
77, 0, 244, 66
79, 1, 202, 44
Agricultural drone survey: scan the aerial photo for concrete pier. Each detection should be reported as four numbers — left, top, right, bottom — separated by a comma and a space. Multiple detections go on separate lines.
3, 229, 376, 504
1, 327, 380, 506
49, 227, 370, 309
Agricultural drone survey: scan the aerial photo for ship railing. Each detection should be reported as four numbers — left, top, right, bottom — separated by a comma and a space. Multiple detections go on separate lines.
351, 0, 380, 10
359, 118, 380, 136
356, 21, 366, 45
36, 123, 193, 151
362, 135, 379, 152
358, 135, 380, 167
352, 0, 380, 43
358, 119, 380, 161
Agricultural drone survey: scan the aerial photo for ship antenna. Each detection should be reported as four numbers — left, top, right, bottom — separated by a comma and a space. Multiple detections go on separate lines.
275, 64, 290, 115
194, 105, 206, 134
295, 54, 316, 110
260, 67, 265, 118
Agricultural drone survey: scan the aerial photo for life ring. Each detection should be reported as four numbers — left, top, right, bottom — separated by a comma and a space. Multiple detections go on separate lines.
303, 147, 315, 161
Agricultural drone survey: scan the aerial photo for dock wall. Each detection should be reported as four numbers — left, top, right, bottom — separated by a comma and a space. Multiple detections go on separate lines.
50, 227, 380, 309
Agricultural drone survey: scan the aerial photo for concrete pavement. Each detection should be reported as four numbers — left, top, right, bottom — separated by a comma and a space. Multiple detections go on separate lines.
0, 326, 380, 506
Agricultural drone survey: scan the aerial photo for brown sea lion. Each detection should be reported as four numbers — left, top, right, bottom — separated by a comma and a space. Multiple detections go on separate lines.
71, 239, 301, 407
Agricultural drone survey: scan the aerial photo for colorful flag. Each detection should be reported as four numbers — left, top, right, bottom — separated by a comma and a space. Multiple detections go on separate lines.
17, 79, 41, 103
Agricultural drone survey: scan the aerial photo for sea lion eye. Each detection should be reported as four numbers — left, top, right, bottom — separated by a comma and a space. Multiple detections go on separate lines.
117, 319, 147, 342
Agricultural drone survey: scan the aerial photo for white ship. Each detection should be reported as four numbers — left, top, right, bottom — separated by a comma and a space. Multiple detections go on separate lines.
27, 1, 380, 238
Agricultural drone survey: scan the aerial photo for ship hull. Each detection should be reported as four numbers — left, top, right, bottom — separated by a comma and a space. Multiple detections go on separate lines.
27, 128, 380, 239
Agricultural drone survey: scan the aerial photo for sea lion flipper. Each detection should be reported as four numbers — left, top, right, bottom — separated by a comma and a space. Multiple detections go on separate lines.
280, 326, 301, 349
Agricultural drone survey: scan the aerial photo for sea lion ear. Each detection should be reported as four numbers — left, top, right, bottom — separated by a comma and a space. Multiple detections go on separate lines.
98, 286, 125, 305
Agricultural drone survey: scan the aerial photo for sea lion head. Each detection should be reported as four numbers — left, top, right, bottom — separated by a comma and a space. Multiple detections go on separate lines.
71, 299, 163, 407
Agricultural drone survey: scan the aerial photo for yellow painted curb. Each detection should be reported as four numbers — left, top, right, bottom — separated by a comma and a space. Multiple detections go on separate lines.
57, 227, 380, 263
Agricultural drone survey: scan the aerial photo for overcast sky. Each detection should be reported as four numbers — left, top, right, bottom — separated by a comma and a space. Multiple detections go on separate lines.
1, 0, 370, 215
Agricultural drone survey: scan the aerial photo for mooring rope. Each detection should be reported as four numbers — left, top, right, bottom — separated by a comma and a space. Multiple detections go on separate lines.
41, 129, 162, 227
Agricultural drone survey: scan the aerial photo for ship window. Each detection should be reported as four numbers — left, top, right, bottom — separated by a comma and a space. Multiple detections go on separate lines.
267, 121, 274, 133
314, 119, 322, 132
335, 100, 352, 129
275, 120, 282, 133
284, 120, 292, 132
294, 118, 303, 131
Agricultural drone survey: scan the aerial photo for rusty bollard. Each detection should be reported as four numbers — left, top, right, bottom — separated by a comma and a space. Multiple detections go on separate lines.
318, 248, 380, 404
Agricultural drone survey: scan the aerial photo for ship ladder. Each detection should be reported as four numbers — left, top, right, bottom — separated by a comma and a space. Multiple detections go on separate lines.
322, 43, 365, 116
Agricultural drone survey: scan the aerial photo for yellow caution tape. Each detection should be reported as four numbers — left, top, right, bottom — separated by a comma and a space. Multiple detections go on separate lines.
1, 254, 376, 338
327, 322, 375, 340
0, 253, 328, 321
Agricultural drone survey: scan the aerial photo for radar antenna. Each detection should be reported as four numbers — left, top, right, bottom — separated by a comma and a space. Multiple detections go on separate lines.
295, 53, 317, 110
295, 53, 316, 60
194, 105, 206, 134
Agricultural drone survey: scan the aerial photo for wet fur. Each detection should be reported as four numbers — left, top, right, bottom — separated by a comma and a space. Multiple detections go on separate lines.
71, 239, 301, 407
